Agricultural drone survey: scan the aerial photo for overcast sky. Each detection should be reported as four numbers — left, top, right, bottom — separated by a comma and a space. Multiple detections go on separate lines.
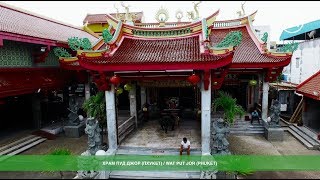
2, 1, 320, 42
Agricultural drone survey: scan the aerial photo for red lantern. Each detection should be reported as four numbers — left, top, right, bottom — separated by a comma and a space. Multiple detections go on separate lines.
187, 74, 200, 85
109, 75, 121, 86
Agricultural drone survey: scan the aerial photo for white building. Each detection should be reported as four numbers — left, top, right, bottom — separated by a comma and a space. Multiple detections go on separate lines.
280, 19, 320, 84
283, 38, 320, 84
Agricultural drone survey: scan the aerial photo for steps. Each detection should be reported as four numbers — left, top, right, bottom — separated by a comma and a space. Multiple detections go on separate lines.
0, 135, 46, 157
116, 146, 202, 155
285, 125, 320, 150
229, 120, 264, 135
112, 147, 201, 179
110, 171, 201, 179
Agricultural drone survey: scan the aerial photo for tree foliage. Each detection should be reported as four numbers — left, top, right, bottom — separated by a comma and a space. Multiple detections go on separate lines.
213, 91, 245, 124
82, 91, 106, 126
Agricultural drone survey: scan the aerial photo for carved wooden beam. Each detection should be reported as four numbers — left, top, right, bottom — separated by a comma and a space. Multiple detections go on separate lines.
264, 67, 283, 82
212, 66, 230, 90
203, 69, 210, 91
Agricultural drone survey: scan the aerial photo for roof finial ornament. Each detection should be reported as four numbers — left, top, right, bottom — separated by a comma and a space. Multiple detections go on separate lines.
237, 1, 246, 18
113, 3, 122, 21
175, 10, 183, 23
120, 1, 133, 23
187, 1, 202, 21
155, 6, 169, 27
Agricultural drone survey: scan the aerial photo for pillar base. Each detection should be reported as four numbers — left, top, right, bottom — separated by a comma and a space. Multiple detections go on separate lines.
264, 127, 284, 141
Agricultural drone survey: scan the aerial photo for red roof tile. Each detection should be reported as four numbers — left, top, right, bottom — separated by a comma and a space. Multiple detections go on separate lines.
210, 27, 288, 64
83, 12, 143, 24
85, 36, 229, 64
296, 70, 320, 100
0, 4, 98, 43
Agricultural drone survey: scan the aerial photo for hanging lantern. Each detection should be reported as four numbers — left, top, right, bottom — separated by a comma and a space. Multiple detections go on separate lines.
187, 74, 200, 85
124, 83, 133, 91
249, 79, 257, 86
110, 75, 121, 86
116, 87, 123, 95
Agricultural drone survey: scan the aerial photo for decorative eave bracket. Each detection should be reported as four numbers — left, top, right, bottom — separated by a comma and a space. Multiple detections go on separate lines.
203, 69, 211, 91
33, 46, 50, 63
264, 67, 283, 82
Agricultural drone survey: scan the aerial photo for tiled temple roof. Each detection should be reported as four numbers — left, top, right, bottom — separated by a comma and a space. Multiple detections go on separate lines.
0, 3, 98, 43
296, 70, 320, 100
210, 27, 288, 64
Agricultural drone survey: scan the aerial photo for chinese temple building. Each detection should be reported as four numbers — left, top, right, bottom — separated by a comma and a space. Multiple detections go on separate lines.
57, 5, 293, 154
0, 2, 294, 155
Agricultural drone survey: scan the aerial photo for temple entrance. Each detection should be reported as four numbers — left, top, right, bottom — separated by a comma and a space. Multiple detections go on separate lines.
119, 86, 201, 151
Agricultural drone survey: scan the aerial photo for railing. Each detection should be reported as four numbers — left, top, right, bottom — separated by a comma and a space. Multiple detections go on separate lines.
118, 116, 135, 144
135, 22, 191, 28
212, 21, 241, 28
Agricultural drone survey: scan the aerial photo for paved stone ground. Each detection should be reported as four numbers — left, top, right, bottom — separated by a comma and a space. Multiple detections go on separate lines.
1, 128, 320, 179
228, 132, 320, 179
0, 131, 98, 179
120, 118, 201, 148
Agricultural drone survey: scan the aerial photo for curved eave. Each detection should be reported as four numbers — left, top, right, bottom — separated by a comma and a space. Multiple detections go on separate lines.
209, 10, 257, 29
58, 58, 83, 71
78, 52, 234, 72
230, 55, 292, 68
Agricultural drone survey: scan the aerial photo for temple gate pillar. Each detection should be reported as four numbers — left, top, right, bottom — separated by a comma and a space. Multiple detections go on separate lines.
201, 70, 211, 155
105, 85, 118, 150
129, 84, 138, 127
262, 77, 269, 121
140, 87, 146, 109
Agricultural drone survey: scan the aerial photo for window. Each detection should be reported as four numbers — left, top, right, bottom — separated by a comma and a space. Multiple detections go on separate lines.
296, 57, 300, 68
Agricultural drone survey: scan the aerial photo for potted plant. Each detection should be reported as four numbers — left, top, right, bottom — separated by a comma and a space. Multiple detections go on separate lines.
213, 91, 245, 125
82, 91, 107, 147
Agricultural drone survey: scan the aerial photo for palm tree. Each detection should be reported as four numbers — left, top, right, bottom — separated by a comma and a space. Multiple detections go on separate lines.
82, 91, 106, 145
213, 91, 245, 125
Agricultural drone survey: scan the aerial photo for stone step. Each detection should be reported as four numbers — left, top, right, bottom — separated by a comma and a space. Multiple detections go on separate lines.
116, 148, 202, 156
230, 131, 264, 135
110, 171, 201, 179
0, 135, 36, 152
292, 125, 320, 144
286, 128, 314, 150
0, 136, 43, 155
0, 138, 47, 162
289, 126, 320, 148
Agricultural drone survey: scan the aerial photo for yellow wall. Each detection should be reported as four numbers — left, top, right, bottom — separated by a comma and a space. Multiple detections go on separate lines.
87, 23, 110, 33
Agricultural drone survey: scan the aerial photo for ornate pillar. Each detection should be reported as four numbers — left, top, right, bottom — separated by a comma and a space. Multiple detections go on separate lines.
262, 77, 269, 121
105, 85, 118, 150
140, 87, 146, 109
201, 70, 211, 155
129, 84, 137, 127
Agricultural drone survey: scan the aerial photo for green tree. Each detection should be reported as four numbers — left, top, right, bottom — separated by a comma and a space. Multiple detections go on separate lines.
213, 91, 245, 125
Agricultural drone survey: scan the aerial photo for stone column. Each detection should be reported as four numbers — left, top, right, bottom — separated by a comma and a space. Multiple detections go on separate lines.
201, 71, 211, 155
85, 83, 90, 100
129, 84, 138, 127
262, 79, 269, 121
140, 87, 146, 109
105, 85, 118, 150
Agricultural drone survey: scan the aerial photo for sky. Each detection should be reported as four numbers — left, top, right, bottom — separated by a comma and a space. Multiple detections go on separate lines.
2, 1, 320, 42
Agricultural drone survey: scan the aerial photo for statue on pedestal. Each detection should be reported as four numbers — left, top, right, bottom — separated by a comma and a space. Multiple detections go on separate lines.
85, 117, 102, 155
268, 99, 281, 128
212, 118, 231, 155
